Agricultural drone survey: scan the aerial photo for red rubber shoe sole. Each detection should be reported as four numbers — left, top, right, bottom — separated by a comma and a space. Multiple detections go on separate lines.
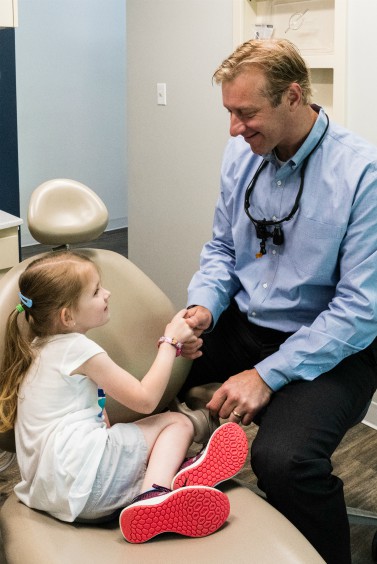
172, 422, 248, 490
119, 486, 229, 543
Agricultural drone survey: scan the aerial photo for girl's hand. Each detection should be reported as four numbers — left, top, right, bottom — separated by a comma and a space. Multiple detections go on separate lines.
164, 309, 194, 344
184, 306, 212, 336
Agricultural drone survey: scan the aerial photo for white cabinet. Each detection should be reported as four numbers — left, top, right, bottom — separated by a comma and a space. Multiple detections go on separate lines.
0, 0, 18, 28
232, 0, 346, 124
0, 211, 22, 277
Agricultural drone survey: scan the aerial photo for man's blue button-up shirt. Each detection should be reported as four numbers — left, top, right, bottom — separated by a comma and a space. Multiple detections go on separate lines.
187, 109, 377, 390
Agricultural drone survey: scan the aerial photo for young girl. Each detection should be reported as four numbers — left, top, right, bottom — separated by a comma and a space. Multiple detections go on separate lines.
0, 251, 248, 543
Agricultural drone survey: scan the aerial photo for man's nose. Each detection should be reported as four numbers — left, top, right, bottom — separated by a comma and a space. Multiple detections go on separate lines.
229, 113, 246, 137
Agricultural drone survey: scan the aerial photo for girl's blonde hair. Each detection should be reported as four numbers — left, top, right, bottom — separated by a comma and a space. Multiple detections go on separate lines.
0, 251, 97, 432
213, 38, 312, 107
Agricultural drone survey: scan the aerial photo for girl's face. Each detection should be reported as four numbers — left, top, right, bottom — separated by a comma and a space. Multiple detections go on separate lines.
71, 265, 111, 334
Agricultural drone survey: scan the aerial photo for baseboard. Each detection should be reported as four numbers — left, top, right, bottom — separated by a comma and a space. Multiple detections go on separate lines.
363, 395, 377, 430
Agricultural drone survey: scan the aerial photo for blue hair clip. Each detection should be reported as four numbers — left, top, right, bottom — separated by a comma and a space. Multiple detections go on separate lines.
18, 292, 33, 308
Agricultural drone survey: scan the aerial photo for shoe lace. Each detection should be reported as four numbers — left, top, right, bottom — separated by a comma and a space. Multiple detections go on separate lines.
179, 448, 204, 471
130, 483, 172, 505
151, 484, 172, 494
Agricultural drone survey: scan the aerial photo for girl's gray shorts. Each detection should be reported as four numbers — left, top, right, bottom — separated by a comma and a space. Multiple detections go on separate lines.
77, 421, 148, 521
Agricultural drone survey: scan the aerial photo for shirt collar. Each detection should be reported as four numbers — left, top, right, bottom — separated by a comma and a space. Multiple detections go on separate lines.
263, 106, 329, 172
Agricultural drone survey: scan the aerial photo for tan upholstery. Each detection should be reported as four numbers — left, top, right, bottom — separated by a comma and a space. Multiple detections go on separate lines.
0, 180, 324, 563
1, 481, 324, 564
27, 179, 109, 245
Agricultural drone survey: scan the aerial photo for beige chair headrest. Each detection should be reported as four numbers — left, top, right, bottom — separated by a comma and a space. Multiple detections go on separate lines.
27, 179, 109, 245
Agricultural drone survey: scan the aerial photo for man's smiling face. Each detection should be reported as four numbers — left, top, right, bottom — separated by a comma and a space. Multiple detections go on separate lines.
222, 67, 294, 158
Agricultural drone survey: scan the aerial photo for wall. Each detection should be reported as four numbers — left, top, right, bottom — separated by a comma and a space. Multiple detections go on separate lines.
126, 0, 233, 308
15, 0, 127, 246
346, 0, 377, 145
346, 0, 377, 429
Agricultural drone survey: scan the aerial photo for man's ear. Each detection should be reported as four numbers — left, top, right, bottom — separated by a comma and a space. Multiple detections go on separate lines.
60, 307, 74, 328
286, 83, 302, 110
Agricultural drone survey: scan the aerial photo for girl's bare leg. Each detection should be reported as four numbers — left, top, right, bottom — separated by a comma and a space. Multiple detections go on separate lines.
135, 411, 194, 491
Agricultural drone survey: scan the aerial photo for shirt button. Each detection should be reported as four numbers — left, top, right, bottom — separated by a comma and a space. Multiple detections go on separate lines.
262, 283, 268, 288
251, 311, 257, 317
272, 215, 278, 221
272, 250, 277, 255
277, 180, 282, 186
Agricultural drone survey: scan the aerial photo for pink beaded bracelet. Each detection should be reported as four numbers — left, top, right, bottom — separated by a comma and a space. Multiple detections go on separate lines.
157, 336, 183, 357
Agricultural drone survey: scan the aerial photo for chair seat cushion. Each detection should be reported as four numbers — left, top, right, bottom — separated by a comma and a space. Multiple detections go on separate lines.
0, 481, 324, 563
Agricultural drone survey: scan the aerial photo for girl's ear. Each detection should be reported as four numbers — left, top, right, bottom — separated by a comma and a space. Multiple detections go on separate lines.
60, 307, 75, 328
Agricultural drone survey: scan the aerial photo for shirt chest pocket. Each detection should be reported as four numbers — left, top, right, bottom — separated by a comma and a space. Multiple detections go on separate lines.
287, 216, 346, 280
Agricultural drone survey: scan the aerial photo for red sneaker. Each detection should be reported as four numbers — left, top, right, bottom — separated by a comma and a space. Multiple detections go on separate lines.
172, 422, 248, 490
119, 485, 229, 543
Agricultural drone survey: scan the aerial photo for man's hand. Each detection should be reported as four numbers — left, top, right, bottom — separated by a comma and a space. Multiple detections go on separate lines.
184, 306, 212, 334
181, 306, 212, 359
206, 368, 273, 426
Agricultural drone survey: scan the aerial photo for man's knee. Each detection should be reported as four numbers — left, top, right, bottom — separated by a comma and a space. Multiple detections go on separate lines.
251, 435, 332, 494
251, 438, 292, 490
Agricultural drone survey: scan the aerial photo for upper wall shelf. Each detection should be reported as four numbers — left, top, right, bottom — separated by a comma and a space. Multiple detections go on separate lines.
232, 0, 346, 124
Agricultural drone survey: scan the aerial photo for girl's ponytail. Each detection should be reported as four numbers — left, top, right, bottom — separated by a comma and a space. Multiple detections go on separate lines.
0, 307, 35, 432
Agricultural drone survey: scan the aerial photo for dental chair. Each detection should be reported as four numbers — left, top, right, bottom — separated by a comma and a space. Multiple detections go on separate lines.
0, 179, 324, 563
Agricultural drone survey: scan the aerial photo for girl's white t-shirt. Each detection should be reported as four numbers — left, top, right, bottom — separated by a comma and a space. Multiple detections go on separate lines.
14, 333, 108, 522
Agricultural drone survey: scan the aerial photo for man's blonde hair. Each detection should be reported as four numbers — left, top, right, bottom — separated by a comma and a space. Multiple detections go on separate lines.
213, 39, 312, 107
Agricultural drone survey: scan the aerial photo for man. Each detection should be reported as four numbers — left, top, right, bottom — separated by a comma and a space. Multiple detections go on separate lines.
181, 39, 377, 563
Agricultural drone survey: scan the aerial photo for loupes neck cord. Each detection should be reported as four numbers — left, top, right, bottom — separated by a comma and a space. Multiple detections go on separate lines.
244, 113, 329, 258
